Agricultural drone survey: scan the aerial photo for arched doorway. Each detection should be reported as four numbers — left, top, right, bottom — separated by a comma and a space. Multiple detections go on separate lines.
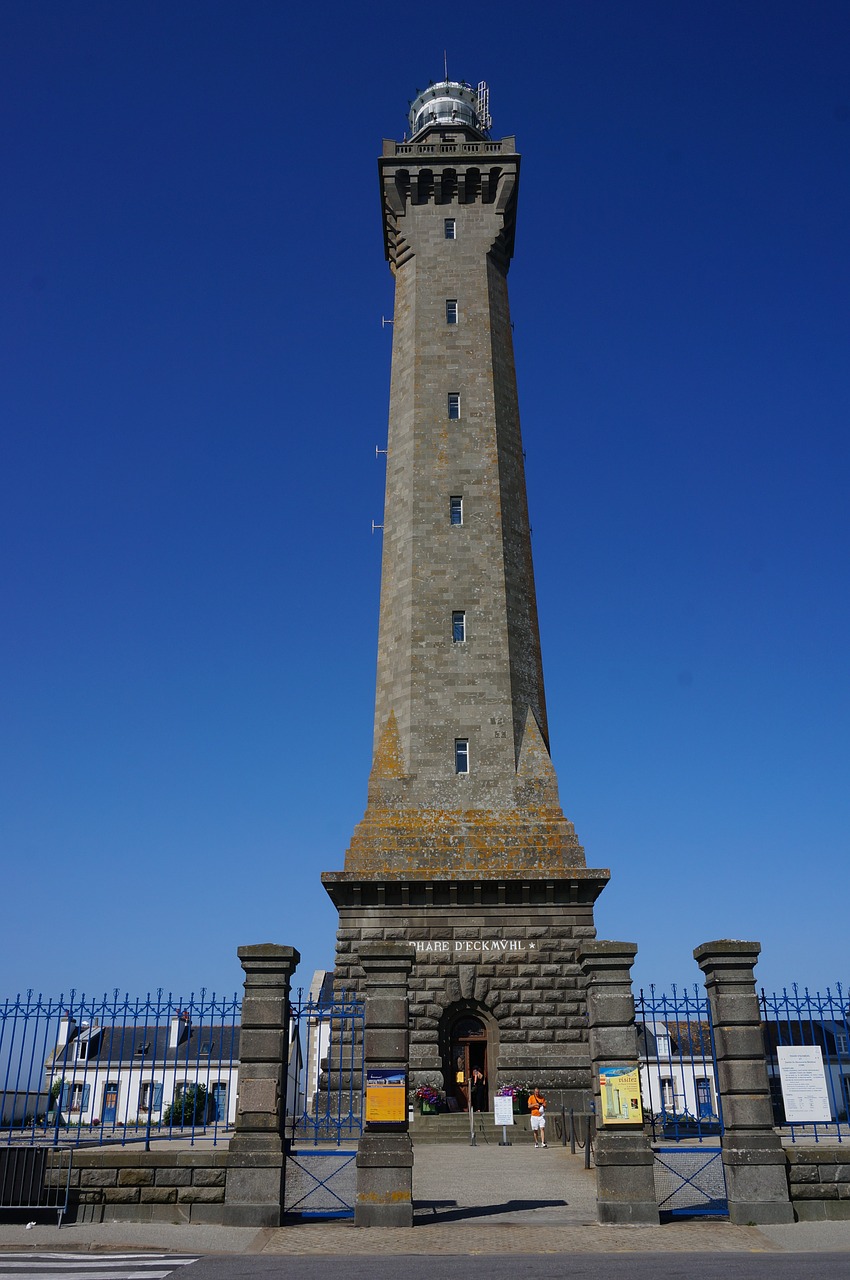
449, 1013, 488, 1111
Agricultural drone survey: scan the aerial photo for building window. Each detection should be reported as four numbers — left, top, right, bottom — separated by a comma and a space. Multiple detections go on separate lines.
448, 393, 460, 420
660, 1079, 674, 1112
450, 496, 463, 525
139, 1082, 163, 1113
836, 1033, 849, 1055
455, 739, 469, 774
446, 299, 458, 325
61, 1082, 90, 1113
444, 218, 456, 239
452, 611, 466, 643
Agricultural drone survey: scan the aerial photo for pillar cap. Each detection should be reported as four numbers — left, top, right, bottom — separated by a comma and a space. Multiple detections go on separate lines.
358, 941, 415, 971
237, 943, 301, 963
694, 940, 761, 968
579, 941, 638, 964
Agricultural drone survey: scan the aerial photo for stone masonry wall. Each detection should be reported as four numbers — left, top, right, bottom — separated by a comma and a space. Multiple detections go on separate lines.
786, 1147, 850, 1220
334, 902, 597, 1106
60, 1147, 228, 1224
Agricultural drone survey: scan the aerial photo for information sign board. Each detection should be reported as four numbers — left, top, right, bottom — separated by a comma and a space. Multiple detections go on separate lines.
493, 1095, 514, 1126
365, 1068, 407, 1123
599, 1065, 643, 1124
777, 1046, 831, 1123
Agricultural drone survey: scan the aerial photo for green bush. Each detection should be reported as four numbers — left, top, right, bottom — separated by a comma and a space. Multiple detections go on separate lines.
163, 1083, 208, 1127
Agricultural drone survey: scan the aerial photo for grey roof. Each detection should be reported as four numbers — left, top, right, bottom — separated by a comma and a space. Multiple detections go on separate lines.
46, 1023, 240, 1071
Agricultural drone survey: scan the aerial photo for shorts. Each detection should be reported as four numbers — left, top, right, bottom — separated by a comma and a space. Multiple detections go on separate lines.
530, 1114, 545, 1131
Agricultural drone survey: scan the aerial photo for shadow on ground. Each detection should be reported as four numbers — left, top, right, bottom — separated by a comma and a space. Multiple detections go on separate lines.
413, 1198, 568, 1223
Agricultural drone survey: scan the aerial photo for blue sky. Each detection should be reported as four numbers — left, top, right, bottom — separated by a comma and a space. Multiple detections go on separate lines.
2, 1, 848, 1002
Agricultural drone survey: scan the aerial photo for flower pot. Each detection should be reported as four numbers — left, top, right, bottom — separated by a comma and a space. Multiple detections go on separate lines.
420, 1102, 438, 1115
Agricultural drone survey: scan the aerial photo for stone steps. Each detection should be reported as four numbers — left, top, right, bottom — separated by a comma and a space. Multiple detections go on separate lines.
410, 1111, 535, 1145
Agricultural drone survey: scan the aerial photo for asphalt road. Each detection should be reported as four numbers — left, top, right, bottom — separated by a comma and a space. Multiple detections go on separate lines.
187, 1255, 849, 1280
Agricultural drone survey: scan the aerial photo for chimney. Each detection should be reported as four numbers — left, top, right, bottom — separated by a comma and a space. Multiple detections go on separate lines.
56, 1013, 77, 1048
169, 1011, 191, 1049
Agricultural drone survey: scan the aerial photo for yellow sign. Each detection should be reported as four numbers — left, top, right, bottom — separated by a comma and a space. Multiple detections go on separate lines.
599, 1066, 643, 1125
365, 1069, 407, 1123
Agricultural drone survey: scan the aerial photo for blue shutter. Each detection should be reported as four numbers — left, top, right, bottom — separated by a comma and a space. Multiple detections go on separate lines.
81, 1084, 90, 1111
61, 1083, 71, 1109
152, 1083, 163, 1111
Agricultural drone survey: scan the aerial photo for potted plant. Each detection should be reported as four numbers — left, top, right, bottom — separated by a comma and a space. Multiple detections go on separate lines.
415, 1085, 440, 1114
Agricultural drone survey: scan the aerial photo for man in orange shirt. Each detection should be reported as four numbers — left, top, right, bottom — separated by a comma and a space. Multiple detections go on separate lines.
528, 1086, 547, 1148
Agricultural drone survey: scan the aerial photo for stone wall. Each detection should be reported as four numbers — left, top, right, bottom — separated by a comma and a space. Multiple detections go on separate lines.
786, 1147, 850, 1220
63, 1147, 228, 1224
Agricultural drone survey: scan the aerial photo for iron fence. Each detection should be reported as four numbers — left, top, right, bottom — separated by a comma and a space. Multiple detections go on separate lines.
284, 987, 365, 1218
635, 984, 723, 1143
0, 990, 240, 1148
636, 984, 726, 1218
760, 984, 850, 1143
287, 987, 364, 1145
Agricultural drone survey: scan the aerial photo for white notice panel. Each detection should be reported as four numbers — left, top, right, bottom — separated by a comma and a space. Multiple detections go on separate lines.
493, 1095, 515, 1126
777, 1046, 832, 1123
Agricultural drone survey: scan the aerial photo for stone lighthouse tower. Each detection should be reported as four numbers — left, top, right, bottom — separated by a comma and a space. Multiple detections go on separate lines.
322, 79, 608, 1108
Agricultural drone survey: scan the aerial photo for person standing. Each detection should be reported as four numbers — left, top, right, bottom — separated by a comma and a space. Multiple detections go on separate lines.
470, 1066, 487, 1112
528, 1086, 547, 1148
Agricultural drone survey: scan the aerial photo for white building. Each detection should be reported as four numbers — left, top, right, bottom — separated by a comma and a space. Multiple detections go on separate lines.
44, 1011, 240, 1131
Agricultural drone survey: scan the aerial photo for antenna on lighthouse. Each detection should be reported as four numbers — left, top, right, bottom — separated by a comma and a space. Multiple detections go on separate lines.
444, 50, 448, 82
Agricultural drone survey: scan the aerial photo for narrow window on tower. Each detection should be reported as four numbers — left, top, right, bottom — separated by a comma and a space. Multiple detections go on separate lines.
446, 299, 458, 325
444, 218, 456, 239
448, 393, 460, 420
455, 739, 470, 774
450, 496, 463, 525
452, 611, 466, 643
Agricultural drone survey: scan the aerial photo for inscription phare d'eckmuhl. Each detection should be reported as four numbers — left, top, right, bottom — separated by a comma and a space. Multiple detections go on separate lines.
409, 939, 538, 955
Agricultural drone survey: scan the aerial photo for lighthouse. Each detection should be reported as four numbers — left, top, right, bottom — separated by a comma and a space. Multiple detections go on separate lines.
322, 79, 608, 1109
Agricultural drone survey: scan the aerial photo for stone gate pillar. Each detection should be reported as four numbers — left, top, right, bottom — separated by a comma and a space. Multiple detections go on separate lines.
355, 941, 414, 1228
223, 943, 300, 1227
579, 941, 659, 1225
694, 940, 793, 1224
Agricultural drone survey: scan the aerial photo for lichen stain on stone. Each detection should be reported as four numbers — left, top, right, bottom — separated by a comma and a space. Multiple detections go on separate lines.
357, 1191, 410, 1204
343, 796, 589, 875
370, 711, 407, 781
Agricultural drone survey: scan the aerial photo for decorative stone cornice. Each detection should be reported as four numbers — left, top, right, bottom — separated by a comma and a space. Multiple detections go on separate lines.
322, 870, 610, 909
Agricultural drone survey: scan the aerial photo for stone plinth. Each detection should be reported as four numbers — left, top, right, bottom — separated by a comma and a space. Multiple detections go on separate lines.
580, 941, 658, 1226
223, 943, 299, 1228
355, 942, 414, 1228
695, 940, 793, 1225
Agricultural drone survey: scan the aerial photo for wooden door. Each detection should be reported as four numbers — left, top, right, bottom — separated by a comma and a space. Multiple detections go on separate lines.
450, 1015, 488, 1109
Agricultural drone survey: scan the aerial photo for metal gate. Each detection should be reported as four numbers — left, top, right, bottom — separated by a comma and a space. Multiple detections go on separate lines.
284, 985, 365, 1218
636, 984, 728, 1218
0, 1146, 73, 1226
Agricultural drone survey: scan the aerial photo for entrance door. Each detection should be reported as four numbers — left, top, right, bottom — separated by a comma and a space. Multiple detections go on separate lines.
450, 1015, 488, 1110
102, 1082, 119, 1124
211, 1082, 227, 1123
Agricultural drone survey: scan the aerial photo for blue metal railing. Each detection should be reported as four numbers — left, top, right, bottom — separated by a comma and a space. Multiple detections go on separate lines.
0, 989, 240, 1148
288, 988, 365, 1146
636, 984, 723, 1143
760, 984, 850, 1144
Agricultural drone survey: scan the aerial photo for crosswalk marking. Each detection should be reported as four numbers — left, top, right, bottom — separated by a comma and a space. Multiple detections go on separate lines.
0, 1255, 198, 1280
0, 1258, 196, 1264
